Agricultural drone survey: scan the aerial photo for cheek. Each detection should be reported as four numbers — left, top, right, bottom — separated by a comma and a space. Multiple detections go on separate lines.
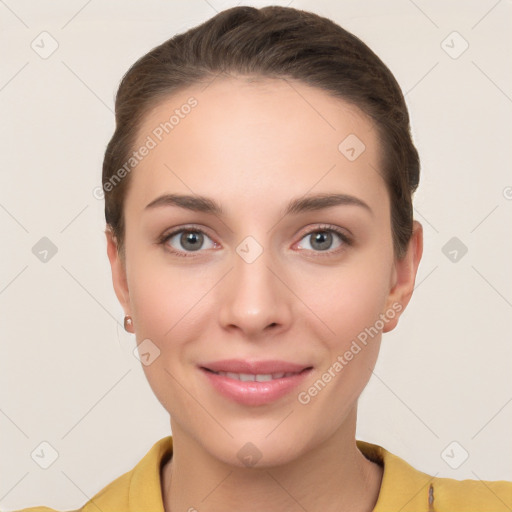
125, 257, 206, 414
295, 267, 388, 421
301, 258, 391, 344
331, 277, 387, 342
129, 270, 178, 339
297, 252, 392, 403
126, 245, 212, 341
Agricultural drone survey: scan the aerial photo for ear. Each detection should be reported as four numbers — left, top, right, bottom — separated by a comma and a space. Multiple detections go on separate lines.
105, 227, 131, 314
382, 220, 423, 333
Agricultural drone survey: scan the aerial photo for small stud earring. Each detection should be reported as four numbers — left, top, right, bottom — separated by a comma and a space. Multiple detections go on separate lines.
124, 315, 134, 333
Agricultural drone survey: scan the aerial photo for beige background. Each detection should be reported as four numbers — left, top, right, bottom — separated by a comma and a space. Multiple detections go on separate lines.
1, 0, 511, 509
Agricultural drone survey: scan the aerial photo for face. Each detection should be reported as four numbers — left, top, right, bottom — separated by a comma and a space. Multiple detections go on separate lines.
107, 76, 422, 467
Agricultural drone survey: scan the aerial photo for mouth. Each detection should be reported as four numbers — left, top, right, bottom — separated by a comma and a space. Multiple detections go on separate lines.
201, 367, 312, 382
198, 359, 314, 406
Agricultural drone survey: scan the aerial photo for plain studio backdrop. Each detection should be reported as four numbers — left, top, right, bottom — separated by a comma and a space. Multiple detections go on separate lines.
1, 0, 511, 509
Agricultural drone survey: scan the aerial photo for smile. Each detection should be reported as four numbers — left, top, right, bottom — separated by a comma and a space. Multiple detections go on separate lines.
204, 369, 303, 381
200, 365, 313, 406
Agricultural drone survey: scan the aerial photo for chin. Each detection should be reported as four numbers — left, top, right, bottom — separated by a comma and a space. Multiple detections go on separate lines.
199, 425, 310, 470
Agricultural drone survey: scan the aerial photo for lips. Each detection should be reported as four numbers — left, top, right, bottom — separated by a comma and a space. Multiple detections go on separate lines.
199, 359, 313, 406
200, 359, 312, 375
205, 370, 302, 381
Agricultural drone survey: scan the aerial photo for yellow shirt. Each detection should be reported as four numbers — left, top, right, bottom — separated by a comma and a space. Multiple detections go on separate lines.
11, 436, 512, 512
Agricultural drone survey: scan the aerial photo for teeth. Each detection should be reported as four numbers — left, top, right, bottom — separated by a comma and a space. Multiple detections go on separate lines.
213, 371, 299, 381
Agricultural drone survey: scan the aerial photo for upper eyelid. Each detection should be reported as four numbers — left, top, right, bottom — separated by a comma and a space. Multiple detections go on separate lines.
296, 224, 350, 239
161, 225, 216, 242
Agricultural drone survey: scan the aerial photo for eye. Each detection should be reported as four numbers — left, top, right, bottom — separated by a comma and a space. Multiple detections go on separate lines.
159, 227, 217, 257
296, 225, 352, 255
158, 224, 352, 258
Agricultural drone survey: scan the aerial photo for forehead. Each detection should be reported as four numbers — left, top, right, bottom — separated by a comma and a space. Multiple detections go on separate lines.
139, 75, 376, 143
127, 76, 386, 215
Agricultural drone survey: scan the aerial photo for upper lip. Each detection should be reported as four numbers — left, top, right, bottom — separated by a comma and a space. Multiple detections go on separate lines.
200, 359, 313, 374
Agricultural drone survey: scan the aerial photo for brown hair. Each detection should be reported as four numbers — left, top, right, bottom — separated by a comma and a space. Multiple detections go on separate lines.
102, 5, 419, 259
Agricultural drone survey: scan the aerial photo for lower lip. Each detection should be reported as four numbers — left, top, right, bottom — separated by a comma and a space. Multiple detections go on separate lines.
200, 367, 313, 406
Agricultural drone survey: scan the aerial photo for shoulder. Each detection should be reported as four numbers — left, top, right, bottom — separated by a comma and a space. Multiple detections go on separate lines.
430, 474, 512, 511
357, 439, 512, 511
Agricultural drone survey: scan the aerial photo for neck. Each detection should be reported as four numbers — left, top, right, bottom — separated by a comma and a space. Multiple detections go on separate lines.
161, 407, 383, 512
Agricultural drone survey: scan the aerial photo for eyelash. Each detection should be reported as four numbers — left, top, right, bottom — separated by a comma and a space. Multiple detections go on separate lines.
157, 224, 353, 258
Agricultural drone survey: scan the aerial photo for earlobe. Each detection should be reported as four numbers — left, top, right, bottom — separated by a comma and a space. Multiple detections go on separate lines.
105, 228, 131, 314
382, 220, 423, 333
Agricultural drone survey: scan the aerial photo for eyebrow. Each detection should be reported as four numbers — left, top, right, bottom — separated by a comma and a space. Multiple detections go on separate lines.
144, 192, 373, 217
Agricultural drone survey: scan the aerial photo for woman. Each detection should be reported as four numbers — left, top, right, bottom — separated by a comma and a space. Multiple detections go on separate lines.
15, 5, 512, 512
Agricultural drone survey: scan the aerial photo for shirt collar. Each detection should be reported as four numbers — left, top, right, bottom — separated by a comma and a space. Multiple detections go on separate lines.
356, 439, 434, 511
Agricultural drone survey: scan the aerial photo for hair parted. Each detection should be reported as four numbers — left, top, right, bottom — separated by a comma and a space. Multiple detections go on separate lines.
102, 5, 419, 259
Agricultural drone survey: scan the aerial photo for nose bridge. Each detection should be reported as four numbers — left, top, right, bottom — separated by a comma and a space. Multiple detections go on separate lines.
218, 235, 291, 335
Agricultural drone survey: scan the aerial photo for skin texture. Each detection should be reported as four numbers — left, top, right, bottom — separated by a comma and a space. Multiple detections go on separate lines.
106, 75, 423, 512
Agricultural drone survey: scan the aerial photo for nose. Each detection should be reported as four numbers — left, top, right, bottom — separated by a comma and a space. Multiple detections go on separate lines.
218, 243, 293, 340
